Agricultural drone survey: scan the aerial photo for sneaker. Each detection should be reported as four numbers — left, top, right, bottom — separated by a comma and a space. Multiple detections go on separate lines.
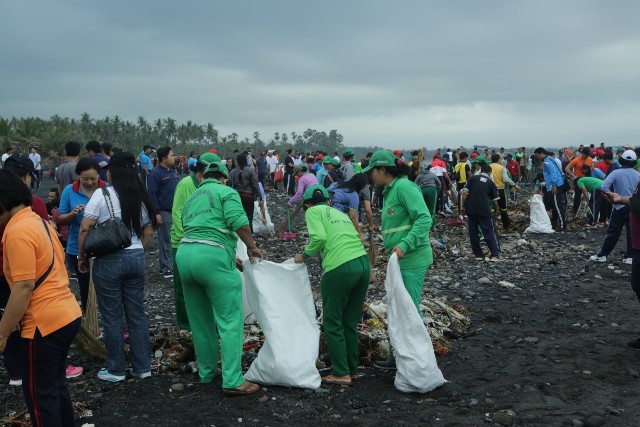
589, 255, 607, 262
131, 371, 151, 379
485, 255, 501, 262
628, 338, 640, 350
163, 270, 174, 279
623, 258, 633, 265
65, 365, 83, 379
373, 356, 396, 370
97, 369, 125, 382
9, 378, 22, 386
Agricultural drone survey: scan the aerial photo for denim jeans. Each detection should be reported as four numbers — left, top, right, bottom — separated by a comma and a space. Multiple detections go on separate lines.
92, 248, 151, 376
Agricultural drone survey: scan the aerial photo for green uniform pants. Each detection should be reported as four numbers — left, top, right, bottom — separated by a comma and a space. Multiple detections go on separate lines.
320, 255, 370, 377
421, 186, 438, 223
175, 243, 244, 389
400, 264, 429, 312
172, 247, 191, 331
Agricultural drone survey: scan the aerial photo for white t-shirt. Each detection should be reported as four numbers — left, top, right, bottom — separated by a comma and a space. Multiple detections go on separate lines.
84, 187, 151, 250
266, 155, 278, 173
29, 152, 42, 170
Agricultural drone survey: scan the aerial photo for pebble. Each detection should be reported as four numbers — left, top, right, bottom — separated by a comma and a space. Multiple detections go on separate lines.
605, 406, 621, 416
469, 398, 478, 405
238, 418, 243, 423
492, 412, 514, 426
582, 370, 591, 375
259, 396, 268, 403
524, 337, 539, 343
170, 383, 185, 392
571, 323, 582, 328
583, 415, 606, 427
498, 281, 516, 289
382, 400, 392, 404
614, 269, 622, 274
314, 387, 330, 395
578, 232, 586, 239
478, 277, 491, 285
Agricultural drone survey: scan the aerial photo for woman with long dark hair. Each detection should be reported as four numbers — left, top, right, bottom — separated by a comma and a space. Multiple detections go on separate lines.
230, 152, 263, 233
77, 152, 157, 382
363, 150, 433, 370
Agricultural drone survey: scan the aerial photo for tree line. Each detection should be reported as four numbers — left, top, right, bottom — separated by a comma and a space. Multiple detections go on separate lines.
0, 114, 368, 162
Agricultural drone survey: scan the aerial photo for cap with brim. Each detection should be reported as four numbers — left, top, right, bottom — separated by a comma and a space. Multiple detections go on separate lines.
293, 165, 307, 173
107, 152, 137, 169
361, 150, 396, 173
332, 158, 341, 166
621, 150, 637, 161
471, 155, 485, 164
4, 154, 36, 178
198, 152, 221, 166
204, 161, 229, 178
616, 148, 624, 154
322, 157, 333, 164
344, 149, 354, 157
303, 185, 329, 202
624, 145, 635, 150
316, 154, 324, 160
393, 150, 402, 155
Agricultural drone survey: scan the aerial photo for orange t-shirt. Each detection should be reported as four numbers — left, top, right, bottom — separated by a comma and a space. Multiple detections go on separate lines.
567, 156, 594, 178
2, 207, 81, 338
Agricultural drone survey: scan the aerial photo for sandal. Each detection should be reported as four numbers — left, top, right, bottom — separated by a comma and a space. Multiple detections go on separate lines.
223, 381, 259, 396
322, 375, 352, 385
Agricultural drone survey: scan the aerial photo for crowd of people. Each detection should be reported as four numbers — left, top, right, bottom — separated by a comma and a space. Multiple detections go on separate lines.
1, 140, 640, 424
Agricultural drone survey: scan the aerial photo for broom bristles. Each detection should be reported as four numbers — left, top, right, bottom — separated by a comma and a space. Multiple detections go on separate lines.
73, 261, 106, 360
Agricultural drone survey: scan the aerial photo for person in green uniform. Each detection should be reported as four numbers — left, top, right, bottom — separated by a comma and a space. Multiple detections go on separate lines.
362, 150, 433, 370
576, 176, 604, 227
170, 152, 220, 331
175, 160, 262, 396
294, 185, 370, 385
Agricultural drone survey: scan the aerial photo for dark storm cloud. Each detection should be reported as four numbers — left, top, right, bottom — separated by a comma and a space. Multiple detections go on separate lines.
0, 0, 639, 148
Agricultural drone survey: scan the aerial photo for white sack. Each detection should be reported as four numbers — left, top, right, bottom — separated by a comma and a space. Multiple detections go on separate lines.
236, 240, 256, 324
244, 259, 321, 389
524, 194, 554, 234
252, 196, 274, 236
385, 254, 446, 393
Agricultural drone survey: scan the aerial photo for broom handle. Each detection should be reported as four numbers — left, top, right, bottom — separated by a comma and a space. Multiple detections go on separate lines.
287, 208, 291, 233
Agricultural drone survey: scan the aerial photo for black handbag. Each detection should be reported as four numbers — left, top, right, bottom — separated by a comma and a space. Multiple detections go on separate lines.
84, 188, 132, 257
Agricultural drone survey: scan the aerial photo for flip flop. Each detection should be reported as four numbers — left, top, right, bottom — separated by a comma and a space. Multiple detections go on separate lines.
322, 375, 352, 385
223, 381, 259, 396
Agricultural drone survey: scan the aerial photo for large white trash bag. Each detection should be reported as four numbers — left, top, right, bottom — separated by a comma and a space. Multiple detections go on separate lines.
244, 259, 321, 389
524, 194, 554, 234
385, 254, 446, 393
236, 240, 255, 324
252, 198, 274, 236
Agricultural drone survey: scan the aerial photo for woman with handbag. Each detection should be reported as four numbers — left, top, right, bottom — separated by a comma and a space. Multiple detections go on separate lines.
57, 157, 107, 313
77, 152, 157, 382
0, 170, 82, 426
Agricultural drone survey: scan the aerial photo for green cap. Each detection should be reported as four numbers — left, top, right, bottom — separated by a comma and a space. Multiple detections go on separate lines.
471, 155, 485, 164
332, 158, 341, 166
322, 156, 333, 164
303, 184, 329, 202
361, 150, 396, 173
344, 148, 355, 157
198, 152, 221, 165
293, 164, 307, 173
204, 161, 229, 178
616, 148, 624, 154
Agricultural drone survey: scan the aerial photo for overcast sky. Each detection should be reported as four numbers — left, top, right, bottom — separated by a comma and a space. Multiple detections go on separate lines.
1, 1, 639, 150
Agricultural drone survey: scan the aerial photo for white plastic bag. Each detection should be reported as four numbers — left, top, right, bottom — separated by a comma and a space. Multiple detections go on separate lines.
385, 254, 446, 393
243, 259, 321, 389
524, 194, 554, 234
252, 196, 274, 236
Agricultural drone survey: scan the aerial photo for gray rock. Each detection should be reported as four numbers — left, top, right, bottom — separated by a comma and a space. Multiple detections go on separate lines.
170, 383, 185, 392
524, 337, 539, 343
578, 232, 586, 239
478, 277, 491, 285
605, 406, 621, 416
314, 387, 330, 395
571, 420, 584, 427
492, 412, 514, 426
583, 415, 606, 427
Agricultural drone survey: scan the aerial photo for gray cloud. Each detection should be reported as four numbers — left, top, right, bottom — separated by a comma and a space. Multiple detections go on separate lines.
1, 0, 639, 149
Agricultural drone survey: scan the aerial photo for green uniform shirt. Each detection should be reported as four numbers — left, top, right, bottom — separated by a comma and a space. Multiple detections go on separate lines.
171, 173, 200, 248
381, 177, 433, 269
577, 177, 604, 192
181, 178, 249, 259
302, 205, 367, 273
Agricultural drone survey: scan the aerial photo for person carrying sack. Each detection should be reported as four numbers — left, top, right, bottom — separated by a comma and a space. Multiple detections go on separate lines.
294, 185, 370, 385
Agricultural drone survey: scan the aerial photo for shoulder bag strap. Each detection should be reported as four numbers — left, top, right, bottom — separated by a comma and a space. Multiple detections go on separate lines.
102, 187, 116, 220
34, 219, 55, 291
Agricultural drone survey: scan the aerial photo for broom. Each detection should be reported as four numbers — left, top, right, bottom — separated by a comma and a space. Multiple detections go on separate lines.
276, 202, 303, 234
73, 260, 107, 360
